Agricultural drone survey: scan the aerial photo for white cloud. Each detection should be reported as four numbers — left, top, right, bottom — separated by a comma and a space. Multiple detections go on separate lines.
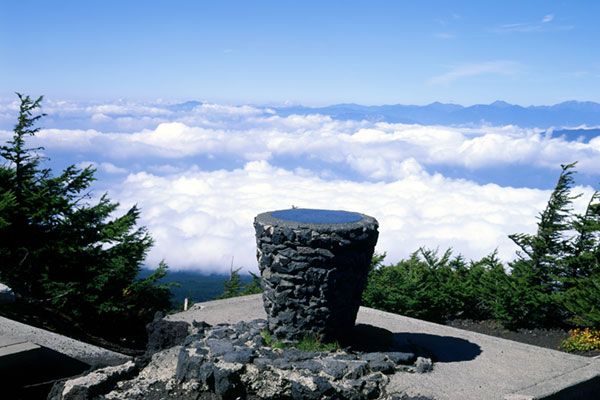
38, 128, 102, 149
0, 129, 12, 141
188, 103, 263, 117
103, 160, 596, 273
0, 99, 20, 112
76, 161, 128, 174
0, 98, 600, 272
493, 15, 572, 34
99, 162, 128, 174
433, 33, 456, 39
496, 22, 539, 33
6, 99, 270, 133
3, 99, 600, 275
85, 104, 163, 116
542, 14, 554, 23
429, 61, 521, 85
25, 114, 600, 179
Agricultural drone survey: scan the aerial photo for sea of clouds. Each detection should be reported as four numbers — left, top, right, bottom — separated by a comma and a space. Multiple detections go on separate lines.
1, 98, 599, 273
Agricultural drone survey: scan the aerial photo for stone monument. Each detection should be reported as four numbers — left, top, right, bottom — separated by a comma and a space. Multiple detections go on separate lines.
254, 208, 379, 343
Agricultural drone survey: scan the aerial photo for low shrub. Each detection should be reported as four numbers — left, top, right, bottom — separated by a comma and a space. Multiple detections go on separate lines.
261, 329, 340, 351
560, 328, 600, 353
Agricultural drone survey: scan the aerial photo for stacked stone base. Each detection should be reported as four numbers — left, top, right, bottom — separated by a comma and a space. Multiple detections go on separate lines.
175, 319, 430, 400
50, 318, 434, 400
254, 213, 378, 343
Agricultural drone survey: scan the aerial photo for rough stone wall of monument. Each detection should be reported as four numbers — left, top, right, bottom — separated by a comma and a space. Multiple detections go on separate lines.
254, 219, 378, 343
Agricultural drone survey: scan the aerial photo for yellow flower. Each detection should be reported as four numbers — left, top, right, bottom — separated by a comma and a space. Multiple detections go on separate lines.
560, 328, 600, 353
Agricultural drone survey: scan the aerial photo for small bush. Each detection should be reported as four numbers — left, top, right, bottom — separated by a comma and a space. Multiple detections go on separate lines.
260, 329, 339, 351
296, 333, 340, 352
560, 328, 600, 352
261, 329, 272, 346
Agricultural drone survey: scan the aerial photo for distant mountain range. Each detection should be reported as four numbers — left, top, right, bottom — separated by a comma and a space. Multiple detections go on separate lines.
171, 100, 600, 129
274, 101, 600, 129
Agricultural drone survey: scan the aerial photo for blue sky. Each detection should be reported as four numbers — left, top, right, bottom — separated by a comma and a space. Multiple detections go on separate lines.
2, 1, 599, 105
1, 1, 599, 273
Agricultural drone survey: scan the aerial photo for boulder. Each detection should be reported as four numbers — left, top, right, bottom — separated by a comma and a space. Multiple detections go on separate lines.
48, 361, 137, 400
0, 283, 15, 303
145, 311, 190, 356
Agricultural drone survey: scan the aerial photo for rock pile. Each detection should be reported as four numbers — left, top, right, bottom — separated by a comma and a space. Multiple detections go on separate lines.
254, 210, 379, 343
176, 319, 430, 399
50, 318, 433, 400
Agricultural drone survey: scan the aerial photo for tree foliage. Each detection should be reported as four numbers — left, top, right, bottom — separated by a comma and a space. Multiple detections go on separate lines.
505, 163, 599, 326
0, 94, 172, 346
562, 190, 600, 326
504, 163, 578, 325
218, 266, 263, 299
219, 266, 244, 299
362, 248, 479, 322
363, 163, 600, 329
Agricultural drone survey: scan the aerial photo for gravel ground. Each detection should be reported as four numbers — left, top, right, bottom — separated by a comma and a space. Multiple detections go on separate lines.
445, 319, 600, 357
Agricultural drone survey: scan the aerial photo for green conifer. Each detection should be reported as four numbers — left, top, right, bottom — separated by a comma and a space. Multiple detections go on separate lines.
0, 94, 172, 345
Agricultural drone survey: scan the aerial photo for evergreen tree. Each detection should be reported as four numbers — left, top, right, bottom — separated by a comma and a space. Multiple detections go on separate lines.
418, 247, 464, 321
241, 271, 264, 295
506, 163, 579, 326
361, 164, 599, 329
562, 273, 600, 327
0, 94, 171, 345
474, 251, 511, 321
454, 255, 490, 320
0, 188, 15, 228
362, 248, 469, 322
562, 190, 600, 326
564, 191, 600, 282
369, 251, 387, 271
219, 266, 243, 299
509, 163, 579, 290
362, 253, 424, 318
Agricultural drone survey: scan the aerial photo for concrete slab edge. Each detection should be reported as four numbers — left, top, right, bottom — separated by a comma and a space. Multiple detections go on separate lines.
0, 316, 131, 367
505, 362, 600, 400
0, 339, 40, 357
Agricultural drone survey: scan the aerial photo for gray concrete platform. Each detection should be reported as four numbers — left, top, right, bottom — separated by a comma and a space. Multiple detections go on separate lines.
0, 315, 131, 367
0, 335, 40, 358
0, 316, 133, 396
167, 294, 600, 400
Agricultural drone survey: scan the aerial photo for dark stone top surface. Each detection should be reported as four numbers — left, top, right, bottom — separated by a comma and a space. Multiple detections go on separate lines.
271, 209, 362, 224
255, 208, 378, 232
